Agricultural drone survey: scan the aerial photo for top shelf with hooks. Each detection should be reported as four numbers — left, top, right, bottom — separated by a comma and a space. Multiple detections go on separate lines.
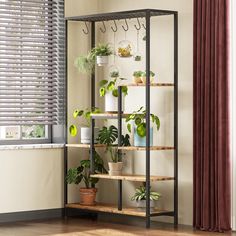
65, 9, 177, 22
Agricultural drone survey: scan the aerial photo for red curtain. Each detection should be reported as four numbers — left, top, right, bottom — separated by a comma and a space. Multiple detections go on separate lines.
193, 0, 231, 232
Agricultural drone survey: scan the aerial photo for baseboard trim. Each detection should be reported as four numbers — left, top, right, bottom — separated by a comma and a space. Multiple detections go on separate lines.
0, 208, 63, 223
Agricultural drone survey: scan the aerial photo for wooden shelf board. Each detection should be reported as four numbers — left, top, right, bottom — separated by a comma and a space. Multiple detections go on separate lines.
119, 83, 174, 87
65, 203, 169, 217
91, 113, 130, 119
90, 174, 174, 182
66, 144, 106, 148
118, 146, 175, 151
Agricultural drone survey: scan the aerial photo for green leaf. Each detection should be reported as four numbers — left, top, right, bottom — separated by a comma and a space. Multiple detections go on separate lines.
121, 86, 128, 96
112, 89, 118, 97
73, 109, 83, 118
99, 79, 108, 87
135, 117, 142, 126
69, 125, 77, 137
136, 123, 146, 137
107, 81, 115, 91
155, 116, 160, 130
99, 87, 106, 97
127, 123, 131, 133
80, 160, 90, 168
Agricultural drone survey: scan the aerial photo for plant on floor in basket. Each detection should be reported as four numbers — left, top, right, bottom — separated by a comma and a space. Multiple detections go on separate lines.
99, 78, 128, 113
125, 106, 160, 147
131, 186, 161, 209
90, 43, 113, 66
69, 107, 100, 144
97, 125, 130, 176
66, 152, 107, 206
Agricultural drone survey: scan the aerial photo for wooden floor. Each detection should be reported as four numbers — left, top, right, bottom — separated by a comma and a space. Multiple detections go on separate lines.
0, 218, 234, 236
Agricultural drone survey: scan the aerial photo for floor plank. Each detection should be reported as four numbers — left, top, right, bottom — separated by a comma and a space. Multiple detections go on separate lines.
0, 218, 234, 236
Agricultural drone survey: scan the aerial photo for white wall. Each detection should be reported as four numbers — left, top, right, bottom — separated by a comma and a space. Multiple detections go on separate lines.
66, 0, 193, 226
0, 148, 64, 213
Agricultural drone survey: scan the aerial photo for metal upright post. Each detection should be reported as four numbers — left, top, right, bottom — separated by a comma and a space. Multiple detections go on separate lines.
145, 10, 151, 229
90, 21, 96, 175
64, 19, 68, 218
174, 13, 178, 226
118, 86, 122, 211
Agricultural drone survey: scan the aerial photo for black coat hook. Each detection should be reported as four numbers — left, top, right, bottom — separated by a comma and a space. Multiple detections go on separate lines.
100, 21, 106, 33
111, 20, 118, 32
142, 22, 146, 30
134, 18, 141, 31
122, 19, 129, 31
82, 22, 89, 35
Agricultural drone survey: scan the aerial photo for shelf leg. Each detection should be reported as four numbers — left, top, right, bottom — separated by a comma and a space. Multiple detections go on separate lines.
174, 12, 178, 227
145, 10, 151, 229
118, 86, 123, 211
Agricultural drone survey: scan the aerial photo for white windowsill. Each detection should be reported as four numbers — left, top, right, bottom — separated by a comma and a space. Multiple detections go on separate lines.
0, 143, 65, 150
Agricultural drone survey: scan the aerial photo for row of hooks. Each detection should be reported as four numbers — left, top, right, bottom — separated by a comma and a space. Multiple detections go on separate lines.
82, 18, 146, 35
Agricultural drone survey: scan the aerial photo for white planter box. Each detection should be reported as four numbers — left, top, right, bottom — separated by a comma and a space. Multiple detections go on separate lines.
105, 92, 124, 113
80, 127, 99, 144
96, 56, 109, 66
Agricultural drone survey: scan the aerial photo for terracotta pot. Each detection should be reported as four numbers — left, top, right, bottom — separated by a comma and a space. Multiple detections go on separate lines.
141, 76, 154, 84
79, 188, 97, 206
133, 76, 142, 84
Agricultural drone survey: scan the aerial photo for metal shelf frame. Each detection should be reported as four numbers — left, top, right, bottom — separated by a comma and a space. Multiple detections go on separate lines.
65, 9, 178, 229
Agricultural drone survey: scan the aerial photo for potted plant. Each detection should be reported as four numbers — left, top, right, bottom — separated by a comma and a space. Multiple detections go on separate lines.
74, 51, 95, 75
66, 152, 107, 206
141, 71, 155, 84
125, 106, 160, 146
133, 71, 143, 84
97, 125, 130, 176
131, 186, 161, 209
69, 107, 100, 144
109, 70, 120, 78
99, 78, 128, 113
91, 43, 113, 66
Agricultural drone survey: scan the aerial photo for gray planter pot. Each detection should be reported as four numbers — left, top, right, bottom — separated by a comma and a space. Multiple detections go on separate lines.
108, 162, 123, 176
136, 200, 155, 209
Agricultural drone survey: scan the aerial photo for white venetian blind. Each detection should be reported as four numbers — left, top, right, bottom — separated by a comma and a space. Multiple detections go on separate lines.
0, 0, 65, 126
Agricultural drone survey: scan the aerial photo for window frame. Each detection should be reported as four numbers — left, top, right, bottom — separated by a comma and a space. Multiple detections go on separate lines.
0, 125, 52, 145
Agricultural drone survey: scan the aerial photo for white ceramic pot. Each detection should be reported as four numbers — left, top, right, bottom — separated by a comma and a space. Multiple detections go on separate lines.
96, 56, 109, 66
136, 200, 155, 209
108, 162, 123, 176
105, 92, 124, 113
80, 127, 99, 144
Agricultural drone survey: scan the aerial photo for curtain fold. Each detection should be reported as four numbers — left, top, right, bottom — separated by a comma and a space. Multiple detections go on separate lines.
193, 0, 231, 232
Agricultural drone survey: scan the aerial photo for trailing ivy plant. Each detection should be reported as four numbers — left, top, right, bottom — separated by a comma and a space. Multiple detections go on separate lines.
69, 107, 100, 137
131, 186, 161, 201
125, 106, 160, 138
97, 125, 131, 163
66, 151, 107, 188
99, 78, 128, 98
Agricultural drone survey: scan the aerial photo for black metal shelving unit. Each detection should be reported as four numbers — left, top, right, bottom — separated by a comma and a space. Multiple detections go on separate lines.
65, 9, 178, 229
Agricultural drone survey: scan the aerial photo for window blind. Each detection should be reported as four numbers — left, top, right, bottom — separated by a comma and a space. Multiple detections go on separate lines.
0, 0, 65, 126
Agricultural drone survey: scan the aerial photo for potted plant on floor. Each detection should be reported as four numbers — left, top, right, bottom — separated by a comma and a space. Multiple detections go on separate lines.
97, 125, 130, 176
125, 106, 160, 146
99, 78, 128, 113
131, 186, 161, 210
66, 152, 107, 206
69, 107, 100, 144
91, 43, 113, 66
